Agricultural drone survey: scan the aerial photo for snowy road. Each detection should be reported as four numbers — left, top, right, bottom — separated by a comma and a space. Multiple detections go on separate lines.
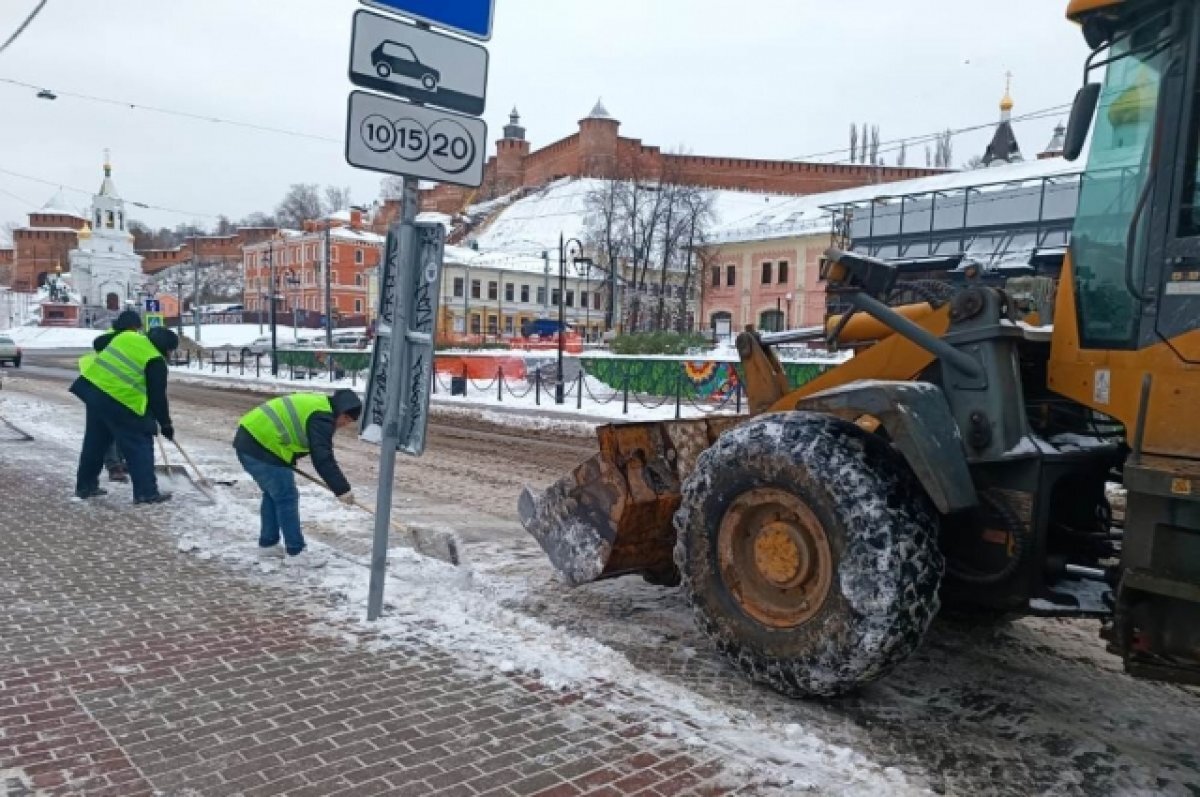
4, 360, 1199, 796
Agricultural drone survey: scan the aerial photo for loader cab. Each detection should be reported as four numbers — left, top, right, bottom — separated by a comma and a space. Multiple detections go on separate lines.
1068, 0, 1200, 359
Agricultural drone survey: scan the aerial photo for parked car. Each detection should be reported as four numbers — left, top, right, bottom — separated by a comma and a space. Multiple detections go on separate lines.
238, 336, 274, 359
331, 333, 370, 350
0, 335, 21, 368
371, 41, 440, 91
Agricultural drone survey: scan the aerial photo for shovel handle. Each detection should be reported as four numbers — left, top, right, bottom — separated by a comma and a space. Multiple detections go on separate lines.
171, 439, 210, 485
293, 468, 407, 534
156, 435, 174, 473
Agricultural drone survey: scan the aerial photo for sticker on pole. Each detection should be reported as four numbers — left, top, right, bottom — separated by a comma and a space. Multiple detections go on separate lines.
360, 221, 444, 456
345, 91, 487, 187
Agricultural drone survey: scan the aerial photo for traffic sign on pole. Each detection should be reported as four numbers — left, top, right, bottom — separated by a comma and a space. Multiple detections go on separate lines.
359, 0, 495, 41
345, 90, 487, 187
350, 10, 489, 116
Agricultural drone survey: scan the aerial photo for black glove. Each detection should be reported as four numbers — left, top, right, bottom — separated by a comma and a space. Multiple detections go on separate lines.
160, 424, 175, 442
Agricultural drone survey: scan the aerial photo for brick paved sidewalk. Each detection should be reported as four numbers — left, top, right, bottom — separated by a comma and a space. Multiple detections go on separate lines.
0, 455, 760, 796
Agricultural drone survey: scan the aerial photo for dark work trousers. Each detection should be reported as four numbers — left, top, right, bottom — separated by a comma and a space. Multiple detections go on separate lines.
103, 442, 124, 471
75, 401, 159, 501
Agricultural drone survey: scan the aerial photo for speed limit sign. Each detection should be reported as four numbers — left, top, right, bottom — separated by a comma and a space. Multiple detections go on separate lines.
346, 91, 486, 187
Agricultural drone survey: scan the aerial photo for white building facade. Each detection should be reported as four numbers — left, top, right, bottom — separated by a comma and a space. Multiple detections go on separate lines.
69, 155, 145, 311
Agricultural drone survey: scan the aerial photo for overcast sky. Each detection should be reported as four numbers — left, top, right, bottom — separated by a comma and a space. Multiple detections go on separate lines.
0, 0, 1091, 234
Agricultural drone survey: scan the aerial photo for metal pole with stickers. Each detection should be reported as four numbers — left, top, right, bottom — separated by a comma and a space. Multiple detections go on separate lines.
345, 0, 492, 620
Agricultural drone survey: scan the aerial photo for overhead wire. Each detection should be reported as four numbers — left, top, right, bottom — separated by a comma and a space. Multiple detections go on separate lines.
0, 76, 340, 144
0, 0, 49, 57
0, 165, 221, 219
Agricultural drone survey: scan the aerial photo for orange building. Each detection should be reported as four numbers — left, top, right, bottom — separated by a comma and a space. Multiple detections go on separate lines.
421, 102, 946, 215
242, 209, 382, 325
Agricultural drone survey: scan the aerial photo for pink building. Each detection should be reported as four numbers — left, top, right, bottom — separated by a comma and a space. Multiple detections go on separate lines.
701, 232, 829, 340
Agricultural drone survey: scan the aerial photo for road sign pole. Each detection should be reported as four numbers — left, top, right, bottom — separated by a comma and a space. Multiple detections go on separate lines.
367, 177, 419, 621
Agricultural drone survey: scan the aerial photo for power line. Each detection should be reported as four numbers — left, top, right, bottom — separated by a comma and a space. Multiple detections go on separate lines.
791, 103, 1072, 165
0, 165, 221, 219
0, 0, 49, 57
0, 76, 340, 144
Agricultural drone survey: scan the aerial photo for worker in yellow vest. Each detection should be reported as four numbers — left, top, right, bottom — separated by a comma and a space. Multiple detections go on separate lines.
71, 325, 179, 504
233, 390, 362, 568
79, 310, 143, 483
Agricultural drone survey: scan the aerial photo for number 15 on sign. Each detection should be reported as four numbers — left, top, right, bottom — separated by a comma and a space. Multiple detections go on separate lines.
346, 91, 487, 188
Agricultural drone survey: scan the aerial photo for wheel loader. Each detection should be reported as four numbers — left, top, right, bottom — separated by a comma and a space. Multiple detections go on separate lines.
519, 0, 1200, 697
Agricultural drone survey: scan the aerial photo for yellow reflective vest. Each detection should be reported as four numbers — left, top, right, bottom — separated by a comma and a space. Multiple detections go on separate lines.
80, 332, 162, 415
238, 394, 332, 465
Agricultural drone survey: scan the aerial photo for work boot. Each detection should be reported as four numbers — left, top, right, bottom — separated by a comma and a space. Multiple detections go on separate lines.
74, 487, 108, 499
134, 492, 173, 505
107, 465, 129, 483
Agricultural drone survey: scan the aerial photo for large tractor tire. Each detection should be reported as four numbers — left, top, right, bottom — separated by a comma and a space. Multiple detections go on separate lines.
673, 412, 944, 698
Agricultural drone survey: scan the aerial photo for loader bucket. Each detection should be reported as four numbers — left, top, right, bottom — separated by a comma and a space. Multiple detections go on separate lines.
519, 417, 742, 586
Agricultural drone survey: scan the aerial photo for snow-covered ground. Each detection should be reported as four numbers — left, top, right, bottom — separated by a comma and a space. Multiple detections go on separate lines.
1, 326, 101, 349
0, 385, 926, 796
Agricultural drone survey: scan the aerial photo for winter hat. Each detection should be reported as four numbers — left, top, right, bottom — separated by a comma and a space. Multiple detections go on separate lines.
330, 389, 363, 421
147, 327, 179, 355
114, 310, 142, 331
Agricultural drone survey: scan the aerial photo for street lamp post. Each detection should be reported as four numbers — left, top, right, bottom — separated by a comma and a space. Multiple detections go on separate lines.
268, 240, 278, 376
584, 263, 591, 343
191, 238, 201, 344
556, 234, 591, 404
285, 268, 300, 341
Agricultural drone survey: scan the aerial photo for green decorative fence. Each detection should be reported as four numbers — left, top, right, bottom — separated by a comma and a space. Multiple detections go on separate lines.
581, 357, 831, 400
274, 349, 372, 372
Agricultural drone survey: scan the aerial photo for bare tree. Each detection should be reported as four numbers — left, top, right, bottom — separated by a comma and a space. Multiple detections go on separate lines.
896, 140, 907, 167
935, 129, 954, 168
849, 123, 859, 164
676, 187, 715, 332
869, 125, 881, 164
583, 178, 627, 328
963, 154, 986, 170
925, 144, 933, 167
860, 123, 869, 163
324, 185, 352, 213
275, 183, 324, 229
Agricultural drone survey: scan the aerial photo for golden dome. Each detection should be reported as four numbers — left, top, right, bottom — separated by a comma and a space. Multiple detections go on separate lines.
78, 222, 92, 239
1000, 72, 1014, 112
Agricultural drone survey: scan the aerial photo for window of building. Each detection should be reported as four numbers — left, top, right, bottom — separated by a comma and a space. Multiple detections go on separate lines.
537, 286, 547, 305
566, 290, 575, 308
355, 274, 364, 287
355, 299, 363, 313
504, 316, 514, 335
778, 260, 789, 284
551, 288, 561, 306
331, 248, 339, 263
453, 277, 464, 298
761, 262, 772, 284
487, 281, 498, 300
711, 266, 721, 288
470, 314, 481, 334
580, 290, 588, 309
594, 292, 602, 310
504, 283, 515, 302
759, 309, 785, 333
726, 265, 736, 287
487, 315, 498, 335
471, 279, 481, 299
106, 210, 115, 229
520, 284, 530, 303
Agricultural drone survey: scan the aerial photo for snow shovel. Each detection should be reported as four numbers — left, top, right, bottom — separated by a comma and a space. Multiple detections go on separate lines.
293, 467, 461, 566
171, 439, 237, 488
155, 435, 188, 481
156, 435, 215, 504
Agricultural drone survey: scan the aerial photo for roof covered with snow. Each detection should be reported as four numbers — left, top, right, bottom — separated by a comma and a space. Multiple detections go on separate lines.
711, 156, 1080, 245
465, 178, 797, 257
38, 189, 84, 219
